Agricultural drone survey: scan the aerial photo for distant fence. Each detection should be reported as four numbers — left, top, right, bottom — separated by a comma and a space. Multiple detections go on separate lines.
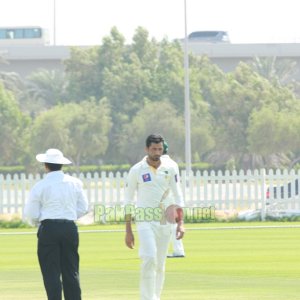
0, 169, 300, 218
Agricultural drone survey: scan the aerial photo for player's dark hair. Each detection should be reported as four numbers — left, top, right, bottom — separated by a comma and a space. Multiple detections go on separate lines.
146, 134, 164, 148
45, 163, 63, 171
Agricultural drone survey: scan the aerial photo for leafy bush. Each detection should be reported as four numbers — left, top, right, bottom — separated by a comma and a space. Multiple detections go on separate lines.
0, 162, 216, 176
0, 164, 132, 175
178, 162, 214, 172
0, 216, 31, 228
0, 166, 26, 175
64, 164, 131, 174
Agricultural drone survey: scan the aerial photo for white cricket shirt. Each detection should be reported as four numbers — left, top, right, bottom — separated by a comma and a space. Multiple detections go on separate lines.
161, 154, 180, 173
124, 158, 184, 209
24, 171, 88, 223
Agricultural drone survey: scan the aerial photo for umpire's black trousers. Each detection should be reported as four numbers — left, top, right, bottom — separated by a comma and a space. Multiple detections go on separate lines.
37, 219, 81, 300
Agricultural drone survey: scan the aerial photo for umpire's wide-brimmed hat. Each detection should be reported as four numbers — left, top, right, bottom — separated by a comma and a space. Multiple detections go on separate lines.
36, 149, 72, 165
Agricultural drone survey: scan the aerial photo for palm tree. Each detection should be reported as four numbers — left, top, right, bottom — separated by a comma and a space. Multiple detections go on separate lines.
25, 69, 68, 107
250, 56, 298, 86
0, 72, 25, 96
18, 69, 68, 116
0, 54, 28, 108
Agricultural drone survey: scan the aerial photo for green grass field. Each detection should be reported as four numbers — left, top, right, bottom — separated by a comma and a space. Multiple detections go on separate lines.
1, 222, 300, 299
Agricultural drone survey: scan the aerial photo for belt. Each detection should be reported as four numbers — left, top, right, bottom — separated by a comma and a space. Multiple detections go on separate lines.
41, 219, 74, 224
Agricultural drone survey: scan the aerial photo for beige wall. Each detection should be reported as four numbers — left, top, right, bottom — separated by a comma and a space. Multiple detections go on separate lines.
1, 43, 300, 79
0, 45, 69, 78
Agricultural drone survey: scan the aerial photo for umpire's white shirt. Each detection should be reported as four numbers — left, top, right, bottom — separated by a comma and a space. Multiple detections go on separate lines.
124, 158, 184, 209
24, 171, 88, 223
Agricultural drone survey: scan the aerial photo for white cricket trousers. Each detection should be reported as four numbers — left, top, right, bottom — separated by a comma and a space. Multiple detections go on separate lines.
137, 222, 173, 300
171, 224, 185, 256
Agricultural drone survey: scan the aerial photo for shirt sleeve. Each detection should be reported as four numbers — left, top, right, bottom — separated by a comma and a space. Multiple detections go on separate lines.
24, 185, 41, 225
169, 167, 184, 207
124, 167, 138, 205
76, 180, 89, 218
173, 162, 180, 175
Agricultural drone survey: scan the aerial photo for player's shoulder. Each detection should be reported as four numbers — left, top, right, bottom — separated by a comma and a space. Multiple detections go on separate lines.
161, 155, 178, 169
129, 159, 147, 173
30, 179, 44, 192
63, 174, 83, 186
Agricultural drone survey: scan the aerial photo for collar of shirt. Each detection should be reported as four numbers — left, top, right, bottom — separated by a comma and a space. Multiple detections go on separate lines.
140, 158, 171, 173
141, 157, 159, 170
44, 170, 64, 181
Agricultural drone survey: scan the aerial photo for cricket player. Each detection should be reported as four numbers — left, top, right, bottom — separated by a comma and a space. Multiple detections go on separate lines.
161, 141, 185, 258
124, 134, 185, 300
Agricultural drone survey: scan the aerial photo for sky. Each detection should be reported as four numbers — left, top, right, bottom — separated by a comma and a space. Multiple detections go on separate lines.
0, 0, 299, 46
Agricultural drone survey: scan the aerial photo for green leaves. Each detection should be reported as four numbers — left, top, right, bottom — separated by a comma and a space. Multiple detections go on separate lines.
2, 29, 300, 170
31, 98, 111, 167
0, 83, 29, 165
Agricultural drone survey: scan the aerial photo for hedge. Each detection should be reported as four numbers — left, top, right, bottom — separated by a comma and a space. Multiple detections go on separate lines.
0, 162, 214, 175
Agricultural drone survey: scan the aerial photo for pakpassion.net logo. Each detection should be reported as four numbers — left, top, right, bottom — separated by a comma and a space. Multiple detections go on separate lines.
94, 204, 215, 223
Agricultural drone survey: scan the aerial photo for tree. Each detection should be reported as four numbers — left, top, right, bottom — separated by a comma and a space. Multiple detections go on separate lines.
131, 27, 159, 70
0, 72, 25, 101
250, 56, 298, 86
248, 104, 300, 168
0, 83, 29, 165
118, 101, 185, 164
31, 98, 111, 168
64, 46, 100, 102
190, 108, 215, 163
152, 39, 185, 110
20, 69, 68, 117
26, 69, 67, 105
195, 61, 298, 169
67, 98, 111, 166
4, 27, 300, 170
188, 55, 223, 161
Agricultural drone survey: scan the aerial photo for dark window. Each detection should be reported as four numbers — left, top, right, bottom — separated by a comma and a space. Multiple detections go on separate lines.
24, 28, 42, 38
0, 27, 42, 39
188, 31, 230, 43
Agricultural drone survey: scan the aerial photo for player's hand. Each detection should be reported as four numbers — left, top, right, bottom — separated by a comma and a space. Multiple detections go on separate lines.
176, 221, 185, 240
125, 231, 135, 249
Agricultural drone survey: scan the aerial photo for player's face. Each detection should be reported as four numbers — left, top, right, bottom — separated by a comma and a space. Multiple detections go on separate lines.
146, 142, 163, 161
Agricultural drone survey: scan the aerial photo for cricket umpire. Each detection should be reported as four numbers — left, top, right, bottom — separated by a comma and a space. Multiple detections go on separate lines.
24, 148, 88, 300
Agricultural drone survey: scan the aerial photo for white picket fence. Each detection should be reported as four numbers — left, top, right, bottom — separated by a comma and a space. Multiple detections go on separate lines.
1, 169, 300, 219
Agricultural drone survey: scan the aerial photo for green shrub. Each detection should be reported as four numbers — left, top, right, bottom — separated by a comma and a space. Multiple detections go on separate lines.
1, 162, 217, 176
0, 218, 31, 229
178, 162, 214, 172
63, 164, 131, 174
0, 165, 26, 175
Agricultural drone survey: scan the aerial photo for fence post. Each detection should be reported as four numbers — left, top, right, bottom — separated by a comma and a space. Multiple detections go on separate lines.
181, 170, 187, 204
20, 173, 26, 220
260, 168, 266, 221
0, 174, 3, 214
6, 174, 12, 214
